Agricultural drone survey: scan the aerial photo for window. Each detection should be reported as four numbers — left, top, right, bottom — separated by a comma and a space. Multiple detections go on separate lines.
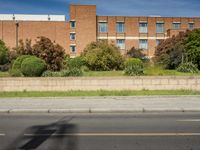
139, 39, 148, 49
70, 33, 76, 40
70, 21, 76, 28
156, 39, 161, 46
70, 45, 76, 53
116, 22, 125, 33
156, 23, 164, 33
139, 23, 148, 33
99, 22, 108, 33
116, 39, 125, 49
188, 23, 194, 30
172, 23, 181, 29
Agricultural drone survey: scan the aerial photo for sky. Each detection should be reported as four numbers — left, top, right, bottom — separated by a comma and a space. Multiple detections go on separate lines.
0, 0, 200, 19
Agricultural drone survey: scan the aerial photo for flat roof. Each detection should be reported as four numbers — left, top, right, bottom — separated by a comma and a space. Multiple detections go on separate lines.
0, 14, 66, 21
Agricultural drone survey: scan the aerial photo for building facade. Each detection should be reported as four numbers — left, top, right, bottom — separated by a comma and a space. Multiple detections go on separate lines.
0, 4, 200, 57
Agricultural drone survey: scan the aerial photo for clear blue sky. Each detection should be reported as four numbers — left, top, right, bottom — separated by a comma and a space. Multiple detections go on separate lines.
0, 0, 200, 19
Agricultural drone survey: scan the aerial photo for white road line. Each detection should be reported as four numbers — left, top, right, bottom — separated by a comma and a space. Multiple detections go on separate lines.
177, 119, 200, 122
0, 133, 5, 136
24, 133, 200, 137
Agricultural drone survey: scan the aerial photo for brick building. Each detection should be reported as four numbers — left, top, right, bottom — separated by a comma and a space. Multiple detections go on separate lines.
0, 4, 200, 58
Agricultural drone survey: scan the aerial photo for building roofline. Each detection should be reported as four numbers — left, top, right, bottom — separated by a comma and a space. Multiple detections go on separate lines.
70, 4, 96, 7
97, 15, 200, 19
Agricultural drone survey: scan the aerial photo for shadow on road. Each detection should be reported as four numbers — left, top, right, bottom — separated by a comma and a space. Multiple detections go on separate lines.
5, 117, 78, 150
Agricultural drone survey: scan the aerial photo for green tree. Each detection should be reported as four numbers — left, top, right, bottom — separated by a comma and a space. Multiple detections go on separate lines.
127, 47, 146, 60
154, 31, 190, 69
185, 29, 200, 69
0, 40, 9, 65
81, 41, 125, 71
15, 37, 66, 71
21, 56, 47, 77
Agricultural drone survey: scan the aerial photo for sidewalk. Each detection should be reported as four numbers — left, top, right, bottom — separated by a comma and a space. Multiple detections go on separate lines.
0, 96, 200, 113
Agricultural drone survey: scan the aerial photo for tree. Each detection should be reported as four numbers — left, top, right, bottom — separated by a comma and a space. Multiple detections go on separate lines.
81, 41, 125, 71
126, 47, 147, 61
15, 39, 33, 55
0, 40, 9, 65
154, 31, 190, 69
185, 29, 200, 69
15, 37, 66, 71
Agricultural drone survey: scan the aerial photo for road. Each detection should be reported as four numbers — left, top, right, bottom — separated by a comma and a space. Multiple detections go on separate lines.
0, 113, 200, 150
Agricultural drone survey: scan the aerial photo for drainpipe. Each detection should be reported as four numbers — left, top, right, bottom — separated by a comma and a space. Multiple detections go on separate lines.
15, 21, 19, 47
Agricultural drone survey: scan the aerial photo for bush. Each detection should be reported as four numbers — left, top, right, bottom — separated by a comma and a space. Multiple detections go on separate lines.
21, 56, 47, 77
41, 68, 83, 77
185, 29, 200, 69
127, 47, 146, 60
41, 70, 61, 77
0, 64, 10, 72
61, 68, 83, 77
81, 41, 125, 71
81, 65, 90, 72
65, 57, 86, 69
177, 62, 198, 73
9, 69, 23, 77
154, 31, 190, 69
124, 58, 144, 76
12, 55, 33, 70
15, 37, 65, 71
0, 40, 9, 65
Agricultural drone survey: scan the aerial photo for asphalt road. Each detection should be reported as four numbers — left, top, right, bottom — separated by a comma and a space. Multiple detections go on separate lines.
0, 113, 200, 150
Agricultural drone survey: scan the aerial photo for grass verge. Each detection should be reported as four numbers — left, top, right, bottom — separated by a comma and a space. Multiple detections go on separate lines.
0, 90, 200, 97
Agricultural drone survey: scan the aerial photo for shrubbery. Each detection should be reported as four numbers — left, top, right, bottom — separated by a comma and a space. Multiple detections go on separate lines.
124, 58, 144, 76
9, 69, 23, 77
11, 55, 46, 77
126, 47, 148, 61
0, 40, 9, 65
185, 29, 200, 69
61, 68, 83, 77
154, 31, 189, 69
0, 40, 9, 71
15, 37, 66, 71
21, 56, 47, 77
12, 55, 32, 70
64, 56, 86, 69
177, 62, 198, 73
81, 41, 124, 71
42, 68, 83, 77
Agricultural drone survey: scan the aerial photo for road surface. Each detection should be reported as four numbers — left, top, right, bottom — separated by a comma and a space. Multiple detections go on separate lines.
0, 113, 200, 150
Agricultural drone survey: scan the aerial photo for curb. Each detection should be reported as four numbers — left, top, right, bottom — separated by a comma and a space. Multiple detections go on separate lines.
1, 108, 200, 113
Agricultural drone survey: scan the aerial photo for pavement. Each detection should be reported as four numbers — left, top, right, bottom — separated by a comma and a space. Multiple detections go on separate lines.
0, 96, 200, 113
1, 113, 200, 150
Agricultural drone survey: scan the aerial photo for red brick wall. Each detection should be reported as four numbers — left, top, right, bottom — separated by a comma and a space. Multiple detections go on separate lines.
69, 5, 97, 56
0, 21, 68, 53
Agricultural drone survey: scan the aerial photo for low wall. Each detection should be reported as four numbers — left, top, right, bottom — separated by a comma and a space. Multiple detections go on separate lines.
0, 76, 200, 91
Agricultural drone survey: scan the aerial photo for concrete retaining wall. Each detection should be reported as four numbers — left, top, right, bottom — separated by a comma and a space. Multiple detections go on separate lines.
0, 76, 200, 91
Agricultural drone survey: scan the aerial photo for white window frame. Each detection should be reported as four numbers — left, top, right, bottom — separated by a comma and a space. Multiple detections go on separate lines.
156, 39, 161, 46
116, 39, 125, 49
70, 45, 76, 53
70, 21, 76, 28
139, 22, 148, 33
70, 33, 76, 40
188, 22, 194, 30
116, 22, 125, 33
156, 23, 164, 33
98, 22, 108, 33
139, 39, 148, 49
172, 22, 181, 29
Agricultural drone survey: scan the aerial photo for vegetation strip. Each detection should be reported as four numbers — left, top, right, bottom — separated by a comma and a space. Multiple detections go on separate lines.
0, 90, 200, 97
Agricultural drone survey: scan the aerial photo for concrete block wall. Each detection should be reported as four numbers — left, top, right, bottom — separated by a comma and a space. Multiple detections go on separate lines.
0, 76, 200, 92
